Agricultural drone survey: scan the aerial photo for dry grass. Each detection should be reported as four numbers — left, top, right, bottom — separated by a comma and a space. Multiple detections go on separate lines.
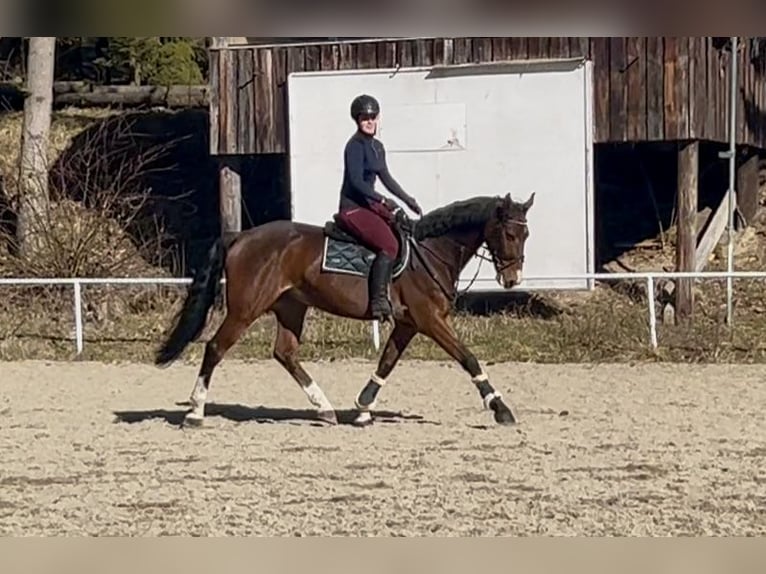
0, 108, 118, 187
0, 277, 765, 366
1, 109, 766, 366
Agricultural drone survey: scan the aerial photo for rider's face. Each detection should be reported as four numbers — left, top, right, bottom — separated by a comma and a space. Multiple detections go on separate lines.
357, 113, 378, 135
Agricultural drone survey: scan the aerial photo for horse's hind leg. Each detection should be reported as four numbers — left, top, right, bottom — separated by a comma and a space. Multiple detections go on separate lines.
186, 284, 275, 426
273, 296, 338, 425
184, 312, 251, 426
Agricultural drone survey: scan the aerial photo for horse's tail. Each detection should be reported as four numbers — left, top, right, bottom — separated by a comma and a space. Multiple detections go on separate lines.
154, 236, 227, 367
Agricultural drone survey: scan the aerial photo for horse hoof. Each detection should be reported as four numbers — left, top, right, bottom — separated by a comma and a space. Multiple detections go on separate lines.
183, 413, 205, 427
318, 410, 338, 425
494, 409, 516, 425
352, 411, 374, 427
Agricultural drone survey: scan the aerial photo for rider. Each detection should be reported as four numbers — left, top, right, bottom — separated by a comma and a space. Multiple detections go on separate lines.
335, 94, 423, 322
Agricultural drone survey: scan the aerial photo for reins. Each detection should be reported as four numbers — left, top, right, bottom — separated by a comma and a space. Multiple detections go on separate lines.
410, 236, 490, 306
406, 216, 528, 306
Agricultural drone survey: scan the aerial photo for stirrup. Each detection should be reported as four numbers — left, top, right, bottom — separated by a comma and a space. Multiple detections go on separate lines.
370, 297, 393, 321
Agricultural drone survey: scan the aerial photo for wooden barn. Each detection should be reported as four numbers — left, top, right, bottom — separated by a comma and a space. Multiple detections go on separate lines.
206, 37, 766, 319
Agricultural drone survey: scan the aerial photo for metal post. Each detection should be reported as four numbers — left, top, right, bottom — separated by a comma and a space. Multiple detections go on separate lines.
73, 280, 84, 355
647, 276, 658, 351
726, 36, 739, 325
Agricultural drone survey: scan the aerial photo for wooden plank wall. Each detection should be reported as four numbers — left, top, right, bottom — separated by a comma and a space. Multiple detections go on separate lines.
210, 37, 766, 155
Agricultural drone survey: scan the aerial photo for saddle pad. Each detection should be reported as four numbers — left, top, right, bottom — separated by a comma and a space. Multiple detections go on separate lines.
322, 237, 376, 277
321, 237, 411, 279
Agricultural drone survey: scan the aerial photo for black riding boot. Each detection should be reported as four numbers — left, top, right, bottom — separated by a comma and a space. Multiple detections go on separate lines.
369, 253, 394, 322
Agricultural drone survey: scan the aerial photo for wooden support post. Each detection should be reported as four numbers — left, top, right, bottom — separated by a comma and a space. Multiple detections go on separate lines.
736, 152, 759, 225
675, 141, 699, 324
219, 156, 242, 241
210, 36, 244, 243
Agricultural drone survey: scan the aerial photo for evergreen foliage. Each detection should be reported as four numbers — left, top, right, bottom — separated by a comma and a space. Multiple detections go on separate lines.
0, 37, 209, 85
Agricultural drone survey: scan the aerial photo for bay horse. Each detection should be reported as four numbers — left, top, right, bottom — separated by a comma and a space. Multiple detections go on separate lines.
154, 191, 535, 427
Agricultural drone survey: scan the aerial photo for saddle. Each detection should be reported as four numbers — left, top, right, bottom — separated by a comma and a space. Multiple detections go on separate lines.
321, 214, 412, 279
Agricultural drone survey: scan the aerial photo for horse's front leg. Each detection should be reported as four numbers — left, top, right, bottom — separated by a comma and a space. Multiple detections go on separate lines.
353, 321, 417, 426
422, 316, 516, 424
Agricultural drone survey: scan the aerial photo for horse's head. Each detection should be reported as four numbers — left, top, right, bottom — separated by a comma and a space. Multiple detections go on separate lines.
484, 192, 535, 289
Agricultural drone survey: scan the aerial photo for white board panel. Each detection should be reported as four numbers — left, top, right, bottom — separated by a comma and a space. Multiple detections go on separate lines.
378, 102, 467, 152
287, 60, 594, 292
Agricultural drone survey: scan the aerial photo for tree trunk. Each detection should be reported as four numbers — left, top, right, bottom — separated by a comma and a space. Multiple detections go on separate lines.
17, 36, 56, 259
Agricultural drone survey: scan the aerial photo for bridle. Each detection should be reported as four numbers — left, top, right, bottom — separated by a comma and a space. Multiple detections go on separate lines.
485, 217, 528, 275
488, 248, 525, 274
409, 216, 528, 304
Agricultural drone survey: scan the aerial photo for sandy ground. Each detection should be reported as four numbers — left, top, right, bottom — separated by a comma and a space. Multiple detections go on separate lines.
1, 358, 766, 536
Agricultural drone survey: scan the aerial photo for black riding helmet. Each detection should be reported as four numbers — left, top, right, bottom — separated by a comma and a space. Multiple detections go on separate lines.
350, 94, 380, 121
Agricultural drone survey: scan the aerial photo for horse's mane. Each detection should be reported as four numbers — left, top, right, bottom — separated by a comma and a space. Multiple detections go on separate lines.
413, 196, 500, 240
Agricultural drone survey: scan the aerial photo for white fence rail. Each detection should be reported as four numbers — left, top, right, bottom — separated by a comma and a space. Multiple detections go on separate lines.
1, 271, 765, 356
0, 277, 194, 356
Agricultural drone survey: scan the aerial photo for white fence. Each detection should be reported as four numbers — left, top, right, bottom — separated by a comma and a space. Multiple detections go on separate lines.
2, 271, 766, 357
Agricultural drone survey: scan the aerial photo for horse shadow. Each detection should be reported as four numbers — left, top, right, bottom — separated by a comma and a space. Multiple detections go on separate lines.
455, 290, 564, 318
112, 402, 438, 427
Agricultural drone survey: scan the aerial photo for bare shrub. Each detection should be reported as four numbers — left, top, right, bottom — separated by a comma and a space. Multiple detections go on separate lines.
0, 112, 195, 330
0, 112, 191, 278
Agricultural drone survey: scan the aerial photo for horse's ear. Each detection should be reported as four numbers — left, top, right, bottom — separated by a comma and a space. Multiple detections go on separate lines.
497, 193, 512, 219
522, 192, 535, 212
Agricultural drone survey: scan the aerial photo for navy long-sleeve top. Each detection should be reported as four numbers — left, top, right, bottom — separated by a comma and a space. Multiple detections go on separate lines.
338, 130, 409, 211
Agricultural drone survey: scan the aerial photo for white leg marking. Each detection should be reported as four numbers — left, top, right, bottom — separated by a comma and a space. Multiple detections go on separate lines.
303, 380, 335, 412
187, 376, 207, 421
190, 376, 206, 403
471, 372, 489, 385
354, 411, 373, 426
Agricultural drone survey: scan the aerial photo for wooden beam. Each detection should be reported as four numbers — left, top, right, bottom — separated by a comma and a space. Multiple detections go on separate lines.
56, 85, 208, 108
219, 156, 242, 240
591, 38, 610, 143
210, 37, 231, 49
694, 188, 736, 272
675, 141, 699, 324
737, 153, 760, 225
0, 81, 209, 110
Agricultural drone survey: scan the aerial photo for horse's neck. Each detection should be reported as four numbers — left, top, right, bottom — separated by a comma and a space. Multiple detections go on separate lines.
421, 229, 485, 277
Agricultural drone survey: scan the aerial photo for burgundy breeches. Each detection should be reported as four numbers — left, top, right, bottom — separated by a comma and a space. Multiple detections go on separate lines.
335, 207, 399, 259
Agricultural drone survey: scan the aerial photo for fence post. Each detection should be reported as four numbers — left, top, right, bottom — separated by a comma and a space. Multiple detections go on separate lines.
73, 280, 83, 356
646, 275, 658, 351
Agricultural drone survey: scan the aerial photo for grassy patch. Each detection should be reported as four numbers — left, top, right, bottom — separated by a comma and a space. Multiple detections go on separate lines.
1, 278, 765, 366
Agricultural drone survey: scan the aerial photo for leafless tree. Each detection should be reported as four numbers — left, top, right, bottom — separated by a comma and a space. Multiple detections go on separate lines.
16, 37, 55, 258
